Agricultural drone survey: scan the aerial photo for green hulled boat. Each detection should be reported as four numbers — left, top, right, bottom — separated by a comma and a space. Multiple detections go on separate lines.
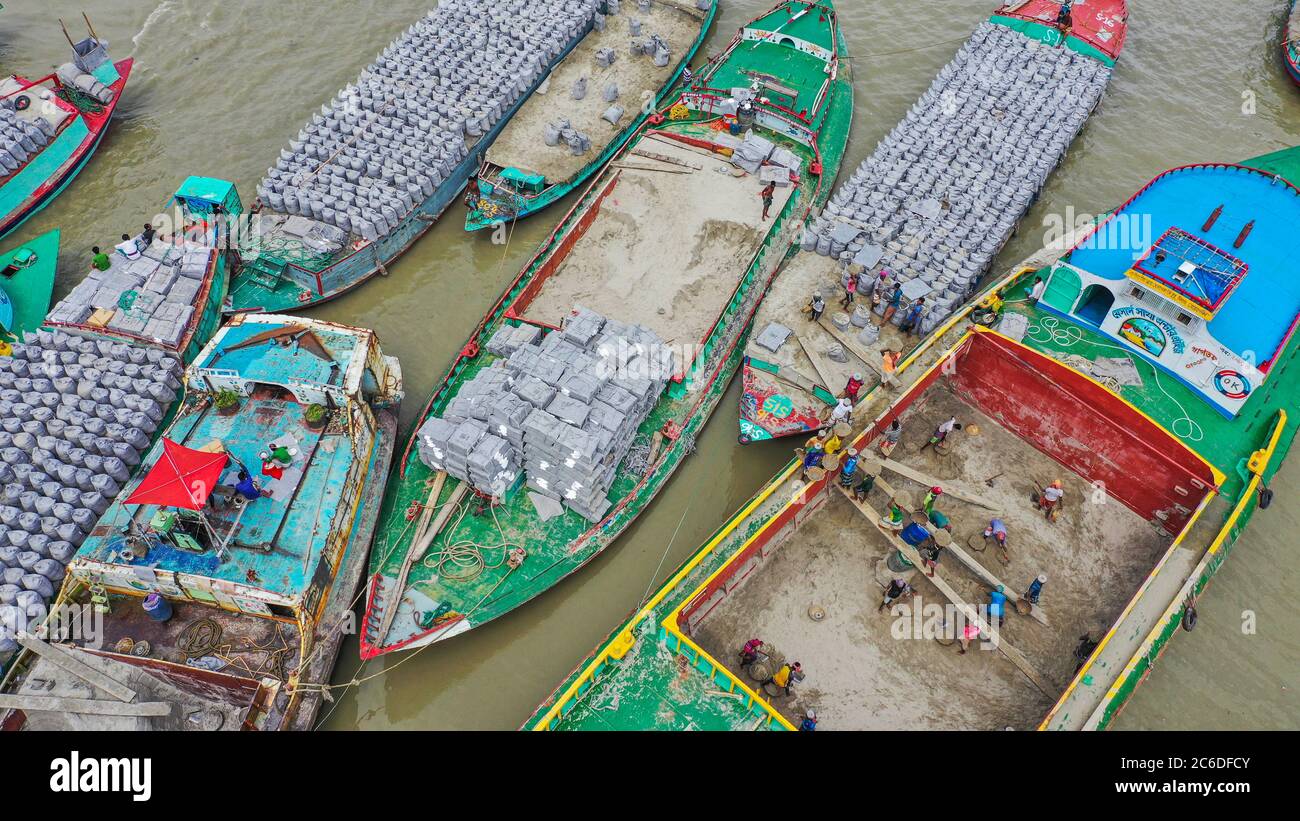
0, 228, 58, 341
464, 0, 717, 231
525, 146, 1300, 731
361, 0, 854, 658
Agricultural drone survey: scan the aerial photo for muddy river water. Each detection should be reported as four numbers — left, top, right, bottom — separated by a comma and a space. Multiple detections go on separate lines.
2, 0, 1296, 728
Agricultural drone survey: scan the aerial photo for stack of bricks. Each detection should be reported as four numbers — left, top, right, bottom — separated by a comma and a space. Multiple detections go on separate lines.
415, 306, 674, 521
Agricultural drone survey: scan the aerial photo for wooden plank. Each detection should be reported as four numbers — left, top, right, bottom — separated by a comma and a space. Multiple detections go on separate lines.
654, 0, 708, 20
16, 632, 136, 703
643, 133, 725, 161
630, 148, 702, 170
793, 333, 838, 393
377, 474, 460, 644
834, 487, 1058, 699
0, 694, 171, 717
816, 318, 882, 378
944, 542, 1049, 626
611, 162, 694, 175
879, 458, 1001, 510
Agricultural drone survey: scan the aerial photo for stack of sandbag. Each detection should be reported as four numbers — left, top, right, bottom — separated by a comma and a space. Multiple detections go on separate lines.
415, 307, 674, 522
801, 20, 1115, 336
0, 330, 181, 651
54, 61, 116, 104
257, 0, 601, 244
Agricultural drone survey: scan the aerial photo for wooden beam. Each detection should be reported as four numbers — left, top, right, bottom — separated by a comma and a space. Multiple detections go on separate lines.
630, 148, 702, 170
0, 694, 171, 717
16, 632, 136, 703
944, 542, 1049, 627
879, 458, 1001, 510
611, 162, 694, 175
653, 0, 708, 20
834, 488, 1058, 699
794, 333, 838, 393
377, 474, 465, 645
816, 318, 882, 378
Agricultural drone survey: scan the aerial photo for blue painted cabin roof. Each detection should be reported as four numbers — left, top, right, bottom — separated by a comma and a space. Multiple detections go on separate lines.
78, 320, 374, 602
1067, 164, 1300, 361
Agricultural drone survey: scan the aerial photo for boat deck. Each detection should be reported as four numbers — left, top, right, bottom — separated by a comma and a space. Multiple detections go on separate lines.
485, 4, 705, 184
694, 386, 1172, 730
84, 593, 301, 683
0, 228, 58, 338
518, 136, 795, 345
80, 390, 356, 599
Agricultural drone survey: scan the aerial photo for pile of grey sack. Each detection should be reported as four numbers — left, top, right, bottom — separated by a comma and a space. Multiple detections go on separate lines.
46, 243, 215, 349
0, 105, 57, 179
416, 307, 675, 522
54, 60, 117, 105
801, 21, 1115, 336
0, 330, 181, 652
256, 0, 601, 243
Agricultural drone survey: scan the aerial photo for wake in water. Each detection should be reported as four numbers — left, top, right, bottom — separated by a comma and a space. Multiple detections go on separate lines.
130, 0, 180, 57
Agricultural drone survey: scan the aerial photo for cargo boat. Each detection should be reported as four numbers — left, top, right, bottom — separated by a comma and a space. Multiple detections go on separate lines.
0, 314, 404, 730
464, 0, 716, 231
738, 0, 1127, 443
360, 0, 853, 657
0, 178, 237, 669
0, 26, 132, 240
227, 0, 606, 314
525, 147, 1300, 731
1285, 1, 1300, 86
0, 229, 59, 340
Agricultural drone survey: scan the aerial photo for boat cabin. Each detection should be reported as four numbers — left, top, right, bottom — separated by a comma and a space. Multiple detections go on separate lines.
28, 316, 400, 727
1034, 163, 1300, 417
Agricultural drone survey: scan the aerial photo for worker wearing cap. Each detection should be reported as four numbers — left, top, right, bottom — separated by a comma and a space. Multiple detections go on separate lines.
799, 708, 818, 732
987, 585, 1008, 627
828, 395, 853, 426
1039, 480, 1064, 516
842, 372, 865, 403
839, 448, 860, 487
1025, 574, 1047, 605
924, 486, 943, 515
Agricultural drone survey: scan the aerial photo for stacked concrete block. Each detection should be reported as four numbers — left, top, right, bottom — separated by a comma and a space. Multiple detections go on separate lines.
45, 244, 214, 352
414, 308, 674, 521
258, 0, 601, 244
801, 21, 1115, 336
0, 330, 181, 649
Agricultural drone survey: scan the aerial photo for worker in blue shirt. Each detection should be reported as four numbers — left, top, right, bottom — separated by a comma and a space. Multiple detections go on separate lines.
987, 585, 1008, 627
1025, 574, 1047, 604
799, 709, 818, 731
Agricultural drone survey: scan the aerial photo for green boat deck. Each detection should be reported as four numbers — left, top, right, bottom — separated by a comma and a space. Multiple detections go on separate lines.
362, 0, 854, 658
0, 228, 58, 339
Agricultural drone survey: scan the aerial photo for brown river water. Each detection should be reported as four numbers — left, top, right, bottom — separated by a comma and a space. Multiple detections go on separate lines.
2, 0, 1296, 729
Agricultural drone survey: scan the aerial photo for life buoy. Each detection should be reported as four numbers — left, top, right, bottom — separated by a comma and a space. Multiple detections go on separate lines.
1182, 605, 1198, 631
14, 95, 30, 111
1258, 487, 1274, 510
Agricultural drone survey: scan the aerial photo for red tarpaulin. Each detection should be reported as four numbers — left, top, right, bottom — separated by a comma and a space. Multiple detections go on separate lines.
124, 438, 230, 510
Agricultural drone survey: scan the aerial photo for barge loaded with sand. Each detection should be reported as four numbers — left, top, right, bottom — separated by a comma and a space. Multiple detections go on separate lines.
0, 24, 132, 240
464, 0, 716, 231
739, 0, 1128, 443
1285, 1, 1300, 86
227, 0, 606, 313
0, 178, 235, 661
524, 146, 1300, 731
0, 315, 403, 730
359, 0, 853, 657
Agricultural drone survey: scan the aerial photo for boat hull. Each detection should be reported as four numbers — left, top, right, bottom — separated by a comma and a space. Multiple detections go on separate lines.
463, 4, 718, 232
226, 19, 597, 313
360, 5, 857, 658
0, 59, 134, 241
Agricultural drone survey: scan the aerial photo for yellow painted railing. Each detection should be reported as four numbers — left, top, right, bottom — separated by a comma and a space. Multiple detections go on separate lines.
1040, 409, 1287, 730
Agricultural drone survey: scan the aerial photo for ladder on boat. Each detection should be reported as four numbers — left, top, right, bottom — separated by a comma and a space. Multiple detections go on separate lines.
242, 255, 286, 290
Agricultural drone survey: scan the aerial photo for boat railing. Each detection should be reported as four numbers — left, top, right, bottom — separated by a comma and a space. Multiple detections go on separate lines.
1040, 408, 1288, 730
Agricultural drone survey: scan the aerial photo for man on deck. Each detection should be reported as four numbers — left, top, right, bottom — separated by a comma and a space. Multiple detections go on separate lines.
828, 396, 853, 426
760, 180, 776, 220
842, 372, 865, 403
921, 416, 961, 452
90, 246, 112, 272
807, 291, 826, 323
879, 418, 902, 458
881, 348, 901, 388
899, 297, 927, 335
1038, 479, 1065, 517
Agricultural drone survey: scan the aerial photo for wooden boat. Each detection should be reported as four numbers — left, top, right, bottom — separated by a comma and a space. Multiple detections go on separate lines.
464, 0, 717, 232
0, 229, 59, 341
0, 314, 404, 730
0, 25, 132, 240
1285, 0, 1300, 86
525, 147, 1300, 731
41, 176, 235, 365
225, 0, 606, 314
360, 0, 854, 658
737, 0, 1129, 443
